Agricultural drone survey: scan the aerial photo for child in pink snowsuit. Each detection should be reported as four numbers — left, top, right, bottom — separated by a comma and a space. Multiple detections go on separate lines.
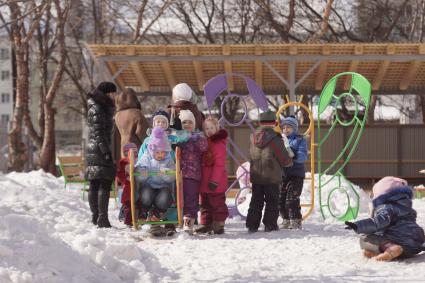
178, 110, 208, 233
196, 117, 229, 234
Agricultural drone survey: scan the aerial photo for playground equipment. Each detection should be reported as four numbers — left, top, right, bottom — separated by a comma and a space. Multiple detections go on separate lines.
128, 148, 184, 230
203, 73, 269, 219
316, 72, 371, 221
274, 96, 315, 220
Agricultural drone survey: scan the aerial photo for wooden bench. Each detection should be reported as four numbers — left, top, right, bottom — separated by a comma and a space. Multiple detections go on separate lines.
57, 156, 88, 199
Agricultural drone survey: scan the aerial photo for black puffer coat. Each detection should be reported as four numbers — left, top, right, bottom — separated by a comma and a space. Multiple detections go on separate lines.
85, 89, 116, 180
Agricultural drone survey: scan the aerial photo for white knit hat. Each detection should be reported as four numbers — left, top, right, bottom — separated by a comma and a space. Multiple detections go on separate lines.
172, 83, 194, 103
179, 110, 195, 126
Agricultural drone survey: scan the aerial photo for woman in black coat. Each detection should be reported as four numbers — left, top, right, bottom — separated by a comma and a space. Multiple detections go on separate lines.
85, 82, 117, 228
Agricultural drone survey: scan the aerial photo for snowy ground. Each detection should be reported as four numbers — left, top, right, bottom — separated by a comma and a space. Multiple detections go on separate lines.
1, 171, 425, 283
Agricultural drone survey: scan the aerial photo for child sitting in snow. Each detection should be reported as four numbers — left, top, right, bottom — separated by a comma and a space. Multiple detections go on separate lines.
138, 109, 189, 161
195, 117, 229, 235
345, 176, 425, 261
246, 111, 293, 233
136, 127, 176, 235
116, 143, 139, 227
177, 110, 208, 234
279, 115, 308, 229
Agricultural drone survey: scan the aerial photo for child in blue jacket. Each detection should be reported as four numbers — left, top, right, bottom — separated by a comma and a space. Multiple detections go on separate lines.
279, 115, 308, 229
345, 176, 425, 261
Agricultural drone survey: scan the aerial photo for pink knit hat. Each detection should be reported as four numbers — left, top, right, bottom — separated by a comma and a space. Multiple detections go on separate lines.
372, 176, 408, 199
148, 127, 171, 155
122, 143, 137, 155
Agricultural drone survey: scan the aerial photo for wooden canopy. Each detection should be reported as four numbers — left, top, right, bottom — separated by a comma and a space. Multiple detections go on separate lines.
87, 43, 425, 97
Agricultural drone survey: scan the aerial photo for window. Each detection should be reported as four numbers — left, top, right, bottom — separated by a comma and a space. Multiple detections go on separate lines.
1, 114, 9, 126
1, 93, 10, 103
0, 48, 9, 60
1, 70, 10, 80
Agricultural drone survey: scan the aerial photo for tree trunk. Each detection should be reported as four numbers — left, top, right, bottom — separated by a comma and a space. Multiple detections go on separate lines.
8, 47, 29, 172
419, 95, 425, 124
38, 105, 56, 175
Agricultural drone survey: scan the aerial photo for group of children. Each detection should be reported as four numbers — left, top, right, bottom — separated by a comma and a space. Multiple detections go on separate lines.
113, 82, 425, 262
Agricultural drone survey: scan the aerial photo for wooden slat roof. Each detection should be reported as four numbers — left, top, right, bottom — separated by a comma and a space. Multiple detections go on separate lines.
88, 43, 425, 96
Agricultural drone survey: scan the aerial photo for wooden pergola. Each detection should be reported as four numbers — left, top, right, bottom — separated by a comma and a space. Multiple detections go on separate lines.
87, 43, 425, 100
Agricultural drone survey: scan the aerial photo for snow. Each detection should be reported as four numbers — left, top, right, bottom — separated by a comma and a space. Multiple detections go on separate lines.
1, 170, 425, 283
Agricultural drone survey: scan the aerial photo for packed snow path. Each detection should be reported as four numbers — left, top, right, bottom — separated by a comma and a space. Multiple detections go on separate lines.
1, 171, 424, 283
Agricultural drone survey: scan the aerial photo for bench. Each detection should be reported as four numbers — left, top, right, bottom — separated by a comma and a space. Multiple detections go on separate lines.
57, 156, 88, 198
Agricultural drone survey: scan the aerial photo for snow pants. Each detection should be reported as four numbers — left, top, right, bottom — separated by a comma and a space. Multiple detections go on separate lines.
246, 183, 279, 229
280, 176, 304, 220
183, 178, 200, 218
199, 193, 229, 224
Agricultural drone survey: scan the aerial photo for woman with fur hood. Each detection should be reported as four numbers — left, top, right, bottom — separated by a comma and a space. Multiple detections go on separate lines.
345, 176, 425, 261
114, 88, 149, 154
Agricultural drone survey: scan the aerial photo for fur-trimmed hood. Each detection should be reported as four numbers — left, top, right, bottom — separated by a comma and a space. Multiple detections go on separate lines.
209, 129, 228, 142
115, 89, 141, 112
372, 186, 413, 208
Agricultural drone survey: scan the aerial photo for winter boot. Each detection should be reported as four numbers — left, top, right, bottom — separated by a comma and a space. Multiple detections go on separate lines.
363, 249, 379, 258
248, 227, 258, 233
194, 224, 213, 234
373, 243, 403, 261
149, 225, 166, 237
148, 210, 166, 222
288, 219, 302, 230
212, 221, 225, 235
164, 224, 177, 236
264, 225, 279, 232
97, 188, 112, 228
281, 219, 290, 229
183, 216, 195, 234
88, 189, 98, 225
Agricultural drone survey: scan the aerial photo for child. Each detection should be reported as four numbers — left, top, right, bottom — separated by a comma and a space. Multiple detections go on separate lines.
178, 110, 208, 233
168, 83, 204, 131
246, 111, 293, 233
136, 127, 176, 236
279, 115, 308, 229
196, 117, 229, 234
345, 176, 425, 261
138, 109, 189, 161
116, 143, 139, 227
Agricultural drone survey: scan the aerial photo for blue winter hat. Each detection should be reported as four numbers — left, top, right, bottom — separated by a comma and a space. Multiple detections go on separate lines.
280, 115, 298, 133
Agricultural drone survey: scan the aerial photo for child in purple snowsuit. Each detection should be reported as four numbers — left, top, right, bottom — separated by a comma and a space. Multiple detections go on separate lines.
178, 110, 208, 234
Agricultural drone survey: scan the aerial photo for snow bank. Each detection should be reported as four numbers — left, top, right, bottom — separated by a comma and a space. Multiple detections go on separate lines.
1, 171, 425, 282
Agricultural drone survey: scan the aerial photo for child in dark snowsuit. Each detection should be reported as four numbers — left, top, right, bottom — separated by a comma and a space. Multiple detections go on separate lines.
116, 143, 139, 226
246, 111, 293, 233
279, 115, 308, 229
196, 117, 229, 235
345, 176, 425, 261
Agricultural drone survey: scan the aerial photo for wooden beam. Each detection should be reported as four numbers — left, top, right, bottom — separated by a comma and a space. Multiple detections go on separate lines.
343, 46, 363, 90
399, 45, 425, 90
223, 45, 234, 91
255, 45, 263, 87
315, 46, 331, 91
190, 46, 205, 91
105, 62, 126, 91
372, 45, 395, 91
126, 47, 150, 92
158, 45, 176, 88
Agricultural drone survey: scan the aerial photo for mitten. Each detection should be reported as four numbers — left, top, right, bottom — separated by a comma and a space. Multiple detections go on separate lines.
208, 181, 218, 191
104, 152, 112, 161
344, 221, 357, 232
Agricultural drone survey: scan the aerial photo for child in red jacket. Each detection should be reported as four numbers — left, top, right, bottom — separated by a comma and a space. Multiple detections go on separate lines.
196, 117, 229, 234
116, 143, 138, 226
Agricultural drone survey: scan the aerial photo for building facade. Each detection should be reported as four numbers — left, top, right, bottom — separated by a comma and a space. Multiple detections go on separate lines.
0, 37, 12, 131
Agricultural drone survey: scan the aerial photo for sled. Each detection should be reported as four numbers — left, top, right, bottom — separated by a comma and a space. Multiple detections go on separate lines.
129, 147, 183, 230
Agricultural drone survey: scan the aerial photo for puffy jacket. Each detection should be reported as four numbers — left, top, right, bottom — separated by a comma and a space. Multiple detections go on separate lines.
114, 89, 149, 154
138, 128, 190, 162
200, 129, 228, 194
249, 127, 293, 185
85, 89, 116, 180
354, 187, 425, 255
282, 132, 308, 178
179, 132, 208, 181
135, 151, 176, 189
